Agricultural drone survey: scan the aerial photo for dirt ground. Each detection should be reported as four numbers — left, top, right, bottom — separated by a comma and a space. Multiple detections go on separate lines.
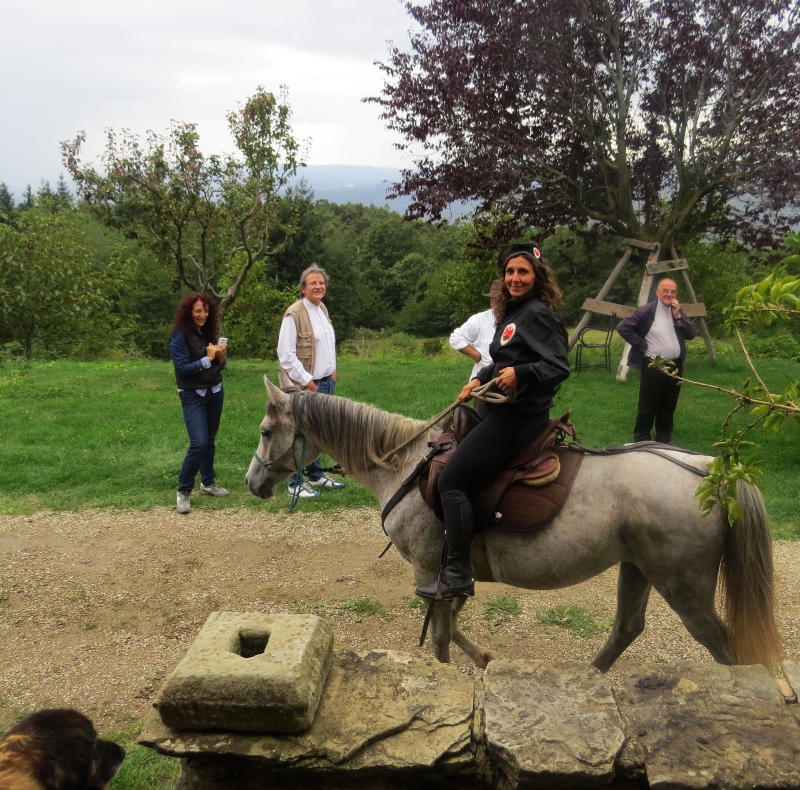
1, 506, 799, 733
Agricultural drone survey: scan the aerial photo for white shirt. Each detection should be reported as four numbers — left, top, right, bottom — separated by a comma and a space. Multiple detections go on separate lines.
277, 298, 337, 386
645, 301, 682, 360
449, 308, 496, 380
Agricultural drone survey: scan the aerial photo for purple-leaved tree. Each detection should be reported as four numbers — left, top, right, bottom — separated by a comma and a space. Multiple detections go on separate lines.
374, 0, 800, 248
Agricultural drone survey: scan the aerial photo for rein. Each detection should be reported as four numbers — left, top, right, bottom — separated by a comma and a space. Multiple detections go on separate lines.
377, 378, 513, 465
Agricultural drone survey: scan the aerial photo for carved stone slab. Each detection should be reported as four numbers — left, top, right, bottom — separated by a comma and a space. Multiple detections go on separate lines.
143, 649, 474, 781
158, 611, 333, 733
615, 662, 800, 790
483, 660, 625, 789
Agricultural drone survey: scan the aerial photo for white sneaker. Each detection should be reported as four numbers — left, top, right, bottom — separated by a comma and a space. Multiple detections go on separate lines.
287, 481, 320, 498
308, 473, 345, 489
177, 491, 192, 514
200, 483, 230, 497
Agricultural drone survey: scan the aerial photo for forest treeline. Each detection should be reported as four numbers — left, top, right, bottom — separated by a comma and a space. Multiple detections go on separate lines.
0, 179, 794, 363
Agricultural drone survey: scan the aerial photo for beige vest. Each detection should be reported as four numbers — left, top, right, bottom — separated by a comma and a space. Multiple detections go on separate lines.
278, 299, 332, 390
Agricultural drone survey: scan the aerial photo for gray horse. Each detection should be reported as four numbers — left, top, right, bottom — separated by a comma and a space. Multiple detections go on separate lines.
246, 378, 781, 672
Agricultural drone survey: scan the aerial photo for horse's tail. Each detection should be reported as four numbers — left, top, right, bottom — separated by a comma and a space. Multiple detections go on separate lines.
719, 479, 781, 670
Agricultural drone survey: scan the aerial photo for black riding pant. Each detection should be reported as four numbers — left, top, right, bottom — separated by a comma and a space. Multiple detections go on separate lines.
438, 412, 551, 504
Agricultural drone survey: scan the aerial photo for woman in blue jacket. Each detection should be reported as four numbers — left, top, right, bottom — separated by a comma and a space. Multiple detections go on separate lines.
169, 293, 229, 514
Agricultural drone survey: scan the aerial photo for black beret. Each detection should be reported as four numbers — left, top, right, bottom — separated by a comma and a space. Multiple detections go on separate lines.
498, 243, 542, 270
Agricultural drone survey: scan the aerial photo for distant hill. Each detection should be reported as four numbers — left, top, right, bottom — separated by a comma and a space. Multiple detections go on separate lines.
290, 165, 475, 218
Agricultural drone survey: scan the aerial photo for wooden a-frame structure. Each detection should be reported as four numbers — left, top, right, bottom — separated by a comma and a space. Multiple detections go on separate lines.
567, 239, 716, 380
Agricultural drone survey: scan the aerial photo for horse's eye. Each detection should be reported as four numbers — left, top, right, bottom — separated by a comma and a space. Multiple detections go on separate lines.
260, 429, 270, 438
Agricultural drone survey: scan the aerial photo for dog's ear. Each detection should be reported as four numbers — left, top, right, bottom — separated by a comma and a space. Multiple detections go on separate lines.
90, 739, 126, 788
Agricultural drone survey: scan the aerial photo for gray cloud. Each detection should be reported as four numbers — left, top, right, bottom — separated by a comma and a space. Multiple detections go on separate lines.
0, 0, 416, 197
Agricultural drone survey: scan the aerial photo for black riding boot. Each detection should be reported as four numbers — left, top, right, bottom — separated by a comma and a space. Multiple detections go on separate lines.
415, 490, 476, 600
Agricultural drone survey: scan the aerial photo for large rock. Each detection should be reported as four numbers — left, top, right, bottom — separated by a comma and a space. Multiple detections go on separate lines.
142, 649, 476, 789
615, 662, 800, 789
783, 660, 800, 724
158, 612, 333, 733
482, 660, 625, 789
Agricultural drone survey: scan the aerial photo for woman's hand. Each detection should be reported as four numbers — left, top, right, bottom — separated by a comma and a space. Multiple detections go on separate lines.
496, 366, 518, 393
215, 345, 227, 364
206, 344, 218, 361
457, 379, 482, 402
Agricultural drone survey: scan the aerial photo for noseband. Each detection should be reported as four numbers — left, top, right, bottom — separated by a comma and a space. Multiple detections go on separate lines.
252, 393, 308, 512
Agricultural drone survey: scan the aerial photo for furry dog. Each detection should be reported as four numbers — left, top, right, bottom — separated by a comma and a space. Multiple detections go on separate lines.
0, 708, 125, 790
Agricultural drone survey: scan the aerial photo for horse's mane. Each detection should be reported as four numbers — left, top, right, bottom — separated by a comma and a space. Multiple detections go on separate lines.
295, 391, 427, 477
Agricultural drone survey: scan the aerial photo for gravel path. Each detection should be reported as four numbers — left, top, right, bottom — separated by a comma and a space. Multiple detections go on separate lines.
1, 507, 798, 732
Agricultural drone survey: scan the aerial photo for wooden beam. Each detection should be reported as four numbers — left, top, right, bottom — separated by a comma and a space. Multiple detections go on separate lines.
646, 259, 689, 275
622, 238, 660, 250
617, 247, 661, 380
568, 245, 635, 349
681, 303, 707, 318
580, 298, 634, 318
580, 298, 706, 318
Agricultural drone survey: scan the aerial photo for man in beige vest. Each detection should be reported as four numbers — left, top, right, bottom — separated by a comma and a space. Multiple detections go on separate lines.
277, 265, 345, 498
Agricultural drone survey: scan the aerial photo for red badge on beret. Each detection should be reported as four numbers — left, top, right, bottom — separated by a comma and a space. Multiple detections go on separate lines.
533, 247, 541, 259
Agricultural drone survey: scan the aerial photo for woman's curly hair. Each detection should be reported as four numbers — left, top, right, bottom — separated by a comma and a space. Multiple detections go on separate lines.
172, 292, 219, 343
494, 244, 563, 323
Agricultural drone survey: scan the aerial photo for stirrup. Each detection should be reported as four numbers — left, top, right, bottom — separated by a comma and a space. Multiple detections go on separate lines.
415, 577, 475, 601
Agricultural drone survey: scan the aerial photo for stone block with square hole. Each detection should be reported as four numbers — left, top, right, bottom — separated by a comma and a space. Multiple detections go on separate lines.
157, 611, 333, 733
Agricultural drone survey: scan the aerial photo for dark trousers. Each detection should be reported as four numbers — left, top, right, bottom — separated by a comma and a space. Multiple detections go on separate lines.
633, 363, 681, 443
178, 386, 224, 493
439, 413, 550, 501
290, 375, 336, 486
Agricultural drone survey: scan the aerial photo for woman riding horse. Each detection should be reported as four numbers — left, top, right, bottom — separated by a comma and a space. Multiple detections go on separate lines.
416, 243, 571, 600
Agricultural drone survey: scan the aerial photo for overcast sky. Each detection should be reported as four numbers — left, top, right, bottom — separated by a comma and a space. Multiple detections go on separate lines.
1, 0, 418, 198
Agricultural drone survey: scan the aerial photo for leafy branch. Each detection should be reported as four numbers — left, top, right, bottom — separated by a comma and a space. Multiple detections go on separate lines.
650, 232, 800, 523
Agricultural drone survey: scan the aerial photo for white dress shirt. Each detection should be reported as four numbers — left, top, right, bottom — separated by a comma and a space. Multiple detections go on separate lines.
449, 308, 496, 380
277, 298, 337, 386
645, 301, 682, 360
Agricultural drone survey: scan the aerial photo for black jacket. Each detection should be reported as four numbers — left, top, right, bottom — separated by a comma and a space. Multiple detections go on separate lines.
475, 296, 570, 422
169, 329, 224, 390
616, 300, 696, 370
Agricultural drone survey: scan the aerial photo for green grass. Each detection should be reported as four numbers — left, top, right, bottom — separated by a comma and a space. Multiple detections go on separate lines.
0, 343, 798, 535
339, 597, 386, 618
483, 594, 523, 621
105, 729, 180, 790
536, 604, 614, 638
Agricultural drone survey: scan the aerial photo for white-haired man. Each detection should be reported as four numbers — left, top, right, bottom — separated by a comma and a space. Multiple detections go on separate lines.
277, 265, 345, 498
616, 277, 696, 444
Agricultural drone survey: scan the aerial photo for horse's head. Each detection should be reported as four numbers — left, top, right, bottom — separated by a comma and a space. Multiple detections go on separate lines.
245, 376, 321, 499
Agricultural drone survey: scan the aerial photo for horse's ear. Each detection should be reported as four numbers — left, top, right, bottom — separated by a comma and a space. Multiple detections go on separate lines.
264, 376, 291, 417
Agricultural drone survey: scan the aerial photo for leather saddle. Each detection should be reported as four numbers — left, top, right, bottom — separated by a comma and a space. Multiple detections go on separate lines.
419, 406, 583, 532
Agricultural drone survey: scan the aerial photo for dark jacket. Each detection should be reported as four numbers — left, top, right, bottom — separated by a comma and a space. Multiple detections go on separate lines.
169, 329, 224, 390
616, 300, 696, 370
475, 296, 571, 422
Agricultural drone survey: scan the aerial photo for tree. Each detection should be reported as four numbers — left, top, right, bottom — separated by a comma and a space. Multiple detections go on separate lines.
62, 87, 307, 328
0, 184, 13, 224
374, 0, 800, 249
0, 209, 106, 359
647, 233, 800, 520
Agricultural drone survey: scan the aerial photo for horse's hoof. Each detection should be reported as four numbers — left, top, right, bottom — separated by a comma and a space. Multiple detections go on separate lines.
477, 650, 499, 669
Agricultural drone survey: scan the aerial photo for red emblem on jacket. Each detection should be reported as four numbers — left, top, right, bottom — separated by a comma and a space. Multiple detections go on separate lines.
500, 323, 516, 345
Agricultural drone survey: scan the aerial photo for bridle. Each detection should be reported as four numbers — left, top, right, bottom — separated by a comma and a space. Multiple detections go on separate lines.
252, 393, 309, 512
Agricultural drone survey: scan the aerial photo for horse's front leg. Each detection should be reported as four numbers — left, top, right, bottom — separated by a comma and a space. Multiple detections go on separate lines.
450, 596, 499, 668
426, 600, 453, 663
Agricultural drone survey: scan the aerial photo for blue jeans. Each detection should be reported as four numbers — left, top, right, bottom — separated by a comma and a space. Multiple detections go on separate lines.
178, 386, 224, 493
290, 376, 335, 486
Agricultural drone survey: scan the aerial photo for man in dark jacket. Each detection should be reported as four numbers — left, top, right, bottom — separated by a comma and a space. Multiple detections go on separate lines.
616, 278, 696, 444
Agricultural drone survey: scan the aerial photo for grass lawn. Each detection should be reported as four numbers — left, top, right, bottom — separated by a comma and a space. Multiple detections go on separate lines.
0, 341, 798, 536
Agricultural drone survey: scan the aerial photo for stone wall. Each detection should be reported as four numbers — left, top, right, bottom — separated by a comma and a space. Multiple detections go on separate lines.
140, 613, 800, 790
